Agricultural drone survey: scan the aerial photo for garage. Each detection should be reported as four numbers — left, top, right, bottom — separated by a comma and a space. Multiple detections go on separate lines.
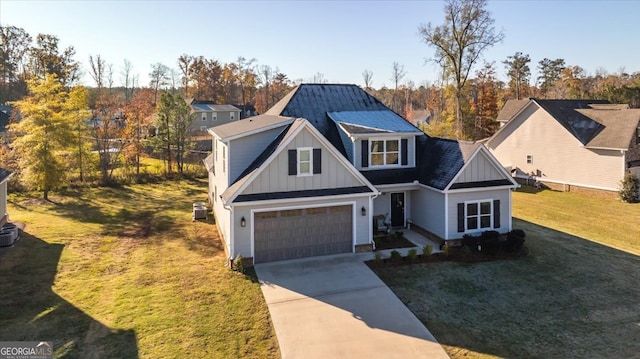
254, 205, 353, 263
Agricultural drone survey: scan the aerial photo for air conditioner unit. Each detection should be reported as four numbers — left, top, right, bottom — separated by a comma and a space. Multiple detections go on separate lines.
193, 203, 207, 220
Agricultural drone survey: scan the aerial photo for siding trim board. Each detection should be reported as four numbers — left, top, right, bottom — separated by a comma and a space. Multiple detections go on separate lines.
234, 186, 373, 202
445, 146, 519, 192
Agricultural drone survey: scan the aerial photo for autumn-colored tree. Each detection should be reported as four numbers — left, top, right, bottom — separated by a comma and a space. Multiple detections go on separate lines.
124, 88, 155, 180
470, 62, 499, 139
153, 92, 193, 175
9, 74, 82, 199
66, 86, 93, 182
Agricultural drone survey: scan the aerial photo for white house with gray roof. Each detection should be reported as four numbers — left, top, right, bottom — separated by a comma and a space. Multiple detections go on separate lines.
487, 98, 640, 193
205, 84, 518, 265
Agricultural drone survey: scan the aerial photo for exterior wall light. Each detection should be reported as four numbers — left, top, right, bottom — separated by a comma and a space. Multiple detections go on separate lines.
240, 216, 246, 227
361, 206, 366, 216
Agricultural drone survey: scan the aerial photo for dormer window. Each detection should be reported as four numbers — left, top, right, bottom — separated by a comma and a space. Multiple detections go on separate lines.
297, 148, 312, 176
371, 139, 399, 167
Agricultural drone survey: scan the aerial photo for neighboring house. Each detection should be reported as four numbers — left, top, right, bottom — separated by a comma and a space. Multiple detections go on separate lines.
0, 167, 14, 225
231, 103, 259, 119
188, 99, 240, 134
487, 98, 640, 193
205, 84, 518, 264
0, 105, 12, 132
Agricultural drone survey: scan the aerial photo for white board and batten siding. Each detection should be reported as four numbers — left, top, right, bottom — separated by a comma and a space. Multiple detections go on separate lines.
447, 189, 511, 239
454, 151, 506, 184
488, 105, 625, 191
228, 126, 287, 182
241, 127, 363, 195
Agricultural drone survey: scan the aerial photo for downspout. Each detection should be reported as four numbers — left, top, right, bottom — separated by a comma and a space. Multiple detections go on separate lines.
369, 191, 380, 250
223, 201, 234, 266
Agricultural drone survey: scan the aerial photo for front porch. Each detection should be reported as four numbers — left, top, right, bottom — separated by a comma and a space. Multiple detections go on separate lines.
363, 228, 443, 260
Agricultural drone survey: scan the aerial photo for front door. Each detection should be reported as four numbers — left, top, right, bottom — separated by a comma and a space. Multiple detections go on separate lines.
390, 192, 405, 227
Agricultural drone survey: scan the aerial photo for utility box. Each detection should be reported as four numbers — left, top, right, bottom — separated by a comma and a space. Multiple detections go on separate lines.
193, 202, 207, 220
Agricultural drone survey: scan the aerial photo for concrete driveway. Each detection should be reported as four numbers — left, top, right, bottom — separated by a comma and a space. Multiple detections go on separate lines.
255, 254, 449, 359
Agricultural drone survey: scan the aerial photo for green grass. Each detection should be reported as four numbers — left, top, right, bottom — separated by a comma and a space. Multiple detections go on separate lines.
513, 185, 640, 255
0, 179, 279, 359
373, 187, 640, 358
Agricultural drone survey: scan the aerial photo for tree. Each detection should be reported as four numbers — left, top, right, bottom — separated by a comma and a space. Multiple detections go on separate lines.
470, 62, 499, 139
121, 59, 134, 104
537, 58, 565, 98
9, 75, 80, 199
178, 54, 193, 97
153, 92, 193, 175
149, 62, 170, 104
124, 89, 155, 180
259, 64, 274, 110
28, 33, 80, 86
418, 0, 504, 138
390, 62, 406, 113
0, 25, 32, 102
503, 52, 531, 100
362, 69, 373, 89
66, 86, 92, 183
619, 172, 639, 203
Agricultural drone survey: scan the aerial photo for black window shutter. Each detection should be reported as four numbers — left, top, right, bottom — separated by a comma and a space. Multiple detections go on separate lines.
313, 148, 321, 174
401, 138, 408, 166
361, 140, 369, 167
457, 203, 465, 232
288, 149, 297, 175
493, 200, 501, 228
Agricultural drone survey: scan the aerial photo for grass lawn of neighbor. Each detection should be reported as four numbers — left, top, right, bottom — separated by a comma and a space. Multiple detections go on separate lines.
0, 179, 280, 359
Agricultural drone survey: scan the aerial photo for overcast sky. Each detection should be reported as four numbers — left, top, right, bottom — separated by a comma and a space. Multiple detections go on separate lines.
2, 0, 639, 88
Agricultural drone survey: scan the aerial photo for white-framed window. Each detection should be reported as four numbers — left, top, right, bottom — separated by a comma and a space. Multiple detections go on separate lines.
202, 113, 207, 121
212, 112, 217, 121
230, 112, 235, 120
526, 155, 533, 164
465, 200, 493, 231
297, 147, 312, 176
370, 139, 399, 167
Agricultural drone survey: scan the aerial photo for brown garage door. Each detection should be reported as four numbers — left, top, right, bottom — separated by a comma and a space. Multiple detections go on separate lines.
254, 205, 353, 263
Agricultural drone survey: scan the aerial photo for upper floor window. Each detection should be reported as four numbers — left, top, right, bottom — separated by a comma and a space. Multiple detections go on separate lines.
212, 112, 217, 121
297, 148, 312, 176
371, 139, 399, 167
526, 155, 533, 164
230, 113, 235, 120
201, 113, 206, 121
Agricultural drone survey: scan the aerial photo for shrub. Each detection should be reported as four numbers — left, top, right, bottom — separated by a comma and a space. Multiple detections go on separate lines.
511, 229, 526, 239
395, 230, 404, 238
504, 230, 526, 253
407, 248, 417, 261
233, 254, 245, 274
481, 231, 500, 255
374, 253, 382, 263
422, 244, 433, 256
390, 250, 402, 262
619, 172, 639, 203
462, 233, 481, 252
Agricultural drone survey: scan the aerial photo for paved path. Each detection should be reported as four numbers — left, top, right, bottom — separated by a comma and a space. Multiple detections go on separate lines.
255, 254, 450, 359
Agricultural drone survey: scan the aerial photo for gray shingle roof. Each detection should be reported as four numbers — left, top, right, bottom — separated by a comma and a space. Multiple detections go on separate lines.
533, 99, 611, 145
496, 99, 529, 123
579, 108, 640, 149
418, 138, 481, 190
209, 114, 294, 140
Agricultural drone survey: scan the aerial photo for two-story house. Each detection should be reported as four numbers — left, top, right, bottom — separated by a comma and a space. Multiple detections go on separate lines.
188, 99, 241, 134
204, 84, 518, 264
487, 98, 640, 193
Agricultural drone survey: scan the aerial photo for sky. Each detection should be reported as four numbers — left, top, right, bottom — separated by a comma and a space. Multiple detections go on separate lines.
2, 0, 640, 89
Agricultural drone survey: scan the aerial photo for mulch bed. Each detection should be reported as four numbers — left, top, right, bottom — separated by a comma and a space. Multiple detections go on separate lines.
373, 234, 415, 250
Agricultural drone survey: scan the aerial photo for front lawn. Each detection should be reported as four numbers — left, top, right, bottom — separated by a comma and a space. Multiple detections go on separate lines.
373, 187, 640, 358
0, 180, 279, 358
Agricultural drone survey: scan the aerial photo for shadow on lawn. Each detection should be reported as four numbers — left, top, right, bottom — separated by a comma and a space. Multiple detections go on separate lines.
0, 230, 138, 358
376, 218, 640, 358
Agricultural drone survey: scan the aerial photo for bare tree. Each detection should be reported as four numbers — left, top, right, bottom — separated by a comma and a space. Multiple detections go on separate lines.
178, 54, 193, 97
149, 62, 170, 104
362, 69, 373, 89
88, 54, 106, 89
121, 59, 134, 104
259, 64, 274, 109
390, 62, 406, 112
418, 0, 504, 138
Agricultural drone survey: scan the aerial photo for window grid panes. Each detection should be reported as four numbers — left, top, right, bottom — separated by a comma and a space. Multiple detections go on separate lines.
466, 201, 492, 231
370, 139, 399, 167
298, 149, 312, 175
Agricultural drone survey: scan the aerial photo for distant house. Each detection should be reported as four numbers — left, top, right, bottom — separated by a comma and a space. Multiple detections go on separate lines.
0, 167, 14, 225
232, 104, 259, 119
205, 84, 518, 265
188, 100, 240, 134
487, 98, 640, 193
0, 105, 11, 132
